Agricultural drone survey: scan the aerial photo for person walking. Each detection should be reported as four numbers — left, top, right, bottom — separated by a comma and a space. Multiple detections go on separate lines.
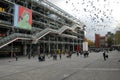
53, 51, 57, 60
103, 51, 106, 61
14, 53, 18, 61
59, 53, 62, 59
77, 52, 79, 56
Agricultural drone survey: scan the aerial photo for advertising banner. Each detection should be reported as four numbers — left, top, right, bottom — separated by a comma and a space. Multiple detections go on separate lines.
14, 4, 32, 30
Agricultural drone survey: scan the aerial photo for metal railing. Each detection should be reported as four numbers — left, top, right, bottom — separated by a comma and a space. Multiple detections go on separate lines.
0, 24, 82, 48
32, 24, 81, 44
0, 33, 32, 49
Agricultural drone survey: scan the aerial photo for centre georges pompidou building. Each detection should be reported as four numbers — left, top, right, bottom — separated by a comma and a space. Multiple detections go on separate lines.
0, 0, 85, 57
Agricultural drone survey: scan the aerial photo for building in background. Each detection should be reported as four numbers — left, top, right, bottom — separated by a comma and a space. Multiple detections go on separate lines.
0, 0, 85, 57
99, 36, 106, 47
114, 31, 120, 45
95, 34, 100, 48
105, 32, 114, 47
95, 32, 116, 48
95, 34, 106, 48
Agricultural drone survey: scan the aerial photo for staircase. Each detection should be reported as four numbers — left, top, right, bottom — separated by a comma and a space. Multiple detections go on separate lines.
32, 24, 81, 44
0, 24, 81, 48
0, 33, 32, 49
32, 28, 57, 44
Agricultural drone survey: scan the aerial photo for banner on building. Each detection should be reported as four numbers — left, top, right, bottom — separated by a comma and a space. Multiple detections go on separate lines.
14, 4, 32, 30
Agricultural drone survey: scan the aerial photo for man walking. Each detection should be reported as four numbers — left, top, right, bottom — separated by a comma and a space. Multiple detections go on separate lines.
103, 51, 106, 61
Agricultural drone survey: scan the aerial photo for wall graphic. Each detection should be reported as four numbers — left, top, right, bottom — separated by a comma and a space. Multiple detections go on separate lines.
14, 4, 32, 30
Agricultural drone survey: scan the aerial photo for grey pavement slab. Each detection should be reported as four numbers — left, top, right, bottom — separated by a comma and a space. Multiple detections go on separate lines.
0, 51, 120, 80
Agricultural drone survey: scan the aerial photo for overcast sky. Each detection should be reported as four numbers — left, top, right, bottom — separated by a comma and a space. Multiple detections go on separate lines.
48, 0, 120, 41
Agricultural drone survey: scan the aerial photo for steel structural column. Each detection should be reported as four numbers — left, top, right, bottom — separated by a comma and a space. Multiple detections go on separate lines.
28, 44, 32, 59
37, 45, 40, 55
48, 36, 50, 53
24, 44, 27, 56
73, 39, 74, 52
11, 42, 13, 57
57, 37, 58, 50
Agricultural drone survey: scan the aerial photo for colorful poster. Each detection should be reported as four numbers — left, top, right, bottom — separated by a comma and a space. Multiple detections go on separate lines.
14, 4, 32, 30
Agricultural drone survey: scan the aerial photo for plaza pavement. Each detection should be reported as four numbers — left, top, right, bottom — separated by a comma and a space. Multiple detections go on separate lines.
0, 51, 120, 80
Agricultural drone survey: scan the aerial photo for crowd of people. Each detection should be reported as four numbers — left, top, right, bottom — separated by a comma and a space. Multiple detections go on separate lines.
11, 47, 120, 62
37, 50, 90, 62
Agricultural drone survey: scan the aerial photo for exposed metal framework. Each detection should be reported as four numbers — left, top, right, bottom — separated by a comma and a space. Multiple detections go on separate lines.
0, 0, 85, 56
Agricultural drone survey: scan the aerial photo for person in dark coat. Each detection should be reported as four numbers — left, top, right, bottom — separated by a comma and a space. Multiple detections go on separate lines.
59, 53, 62, 59
103, 52, 106, 61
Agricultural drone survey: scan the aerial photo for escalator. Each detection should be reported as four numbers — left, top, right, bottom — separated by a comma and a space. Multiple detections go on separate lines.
0, 33, 32, 49
0, 24, 82, 48
32, 24, 82, 44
